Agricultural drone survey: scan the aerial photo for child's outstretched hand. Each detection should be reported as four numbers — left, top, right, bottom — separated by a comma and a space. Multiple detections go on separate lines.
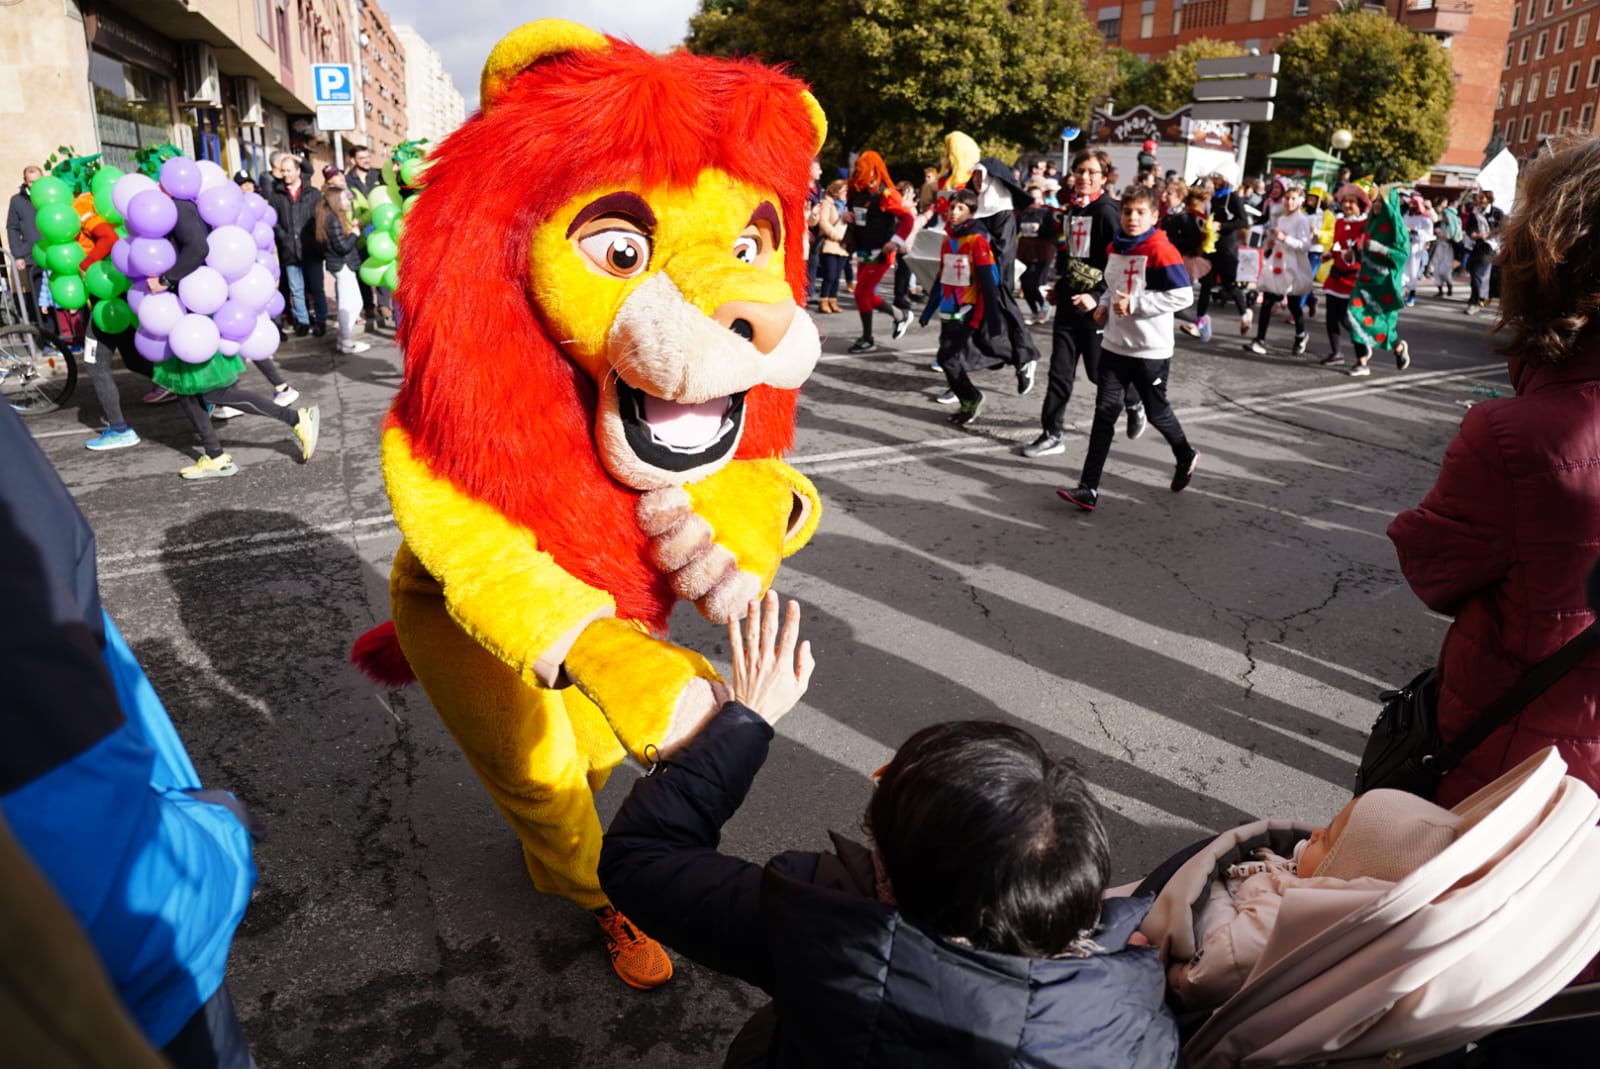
727, 590, 815, 727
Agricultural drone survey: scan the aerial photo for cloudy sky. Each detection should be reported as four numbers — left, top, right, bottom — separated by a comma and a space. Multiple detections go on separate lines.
380, 0, 701, 112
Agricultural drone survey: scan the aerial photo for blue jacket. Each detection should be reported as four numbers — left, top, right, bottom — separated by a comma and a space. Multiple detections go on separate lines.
601, 704, 1180, 1068
0, 405, 255, 1048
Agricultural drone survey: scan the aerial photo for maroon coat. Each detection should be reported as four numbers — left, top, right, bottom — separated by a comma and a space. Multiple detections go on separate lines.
1388, 338, 1600, 808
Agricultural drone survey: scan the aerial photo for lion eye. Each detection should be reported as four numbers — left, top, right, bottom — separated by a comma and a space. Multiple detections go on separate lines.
578, 229, 651, 278
733, 235, 761, 264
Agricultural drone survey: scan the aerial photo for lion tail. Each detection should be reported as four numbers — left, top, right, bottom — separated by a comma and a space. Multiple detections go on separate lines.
351, 621, 417, 687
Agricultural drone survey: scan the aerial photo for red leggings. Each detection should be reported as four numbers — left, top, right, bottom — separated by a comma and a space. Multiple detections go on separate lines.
853, 254, 896, 313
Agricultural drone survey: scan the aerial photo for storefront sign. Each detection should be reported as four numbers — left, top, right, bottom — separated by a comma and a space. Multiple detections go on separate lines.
88, 9, 177, 73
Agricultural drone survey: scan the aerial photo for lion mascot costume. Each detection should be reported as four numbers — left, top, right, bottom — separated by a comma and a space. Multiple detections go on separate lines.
351, 20, 826, 989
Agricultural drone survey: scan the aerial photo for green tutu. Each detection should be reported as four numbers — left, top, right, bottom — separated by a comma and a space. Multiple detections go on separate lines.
151, 353, 244, 396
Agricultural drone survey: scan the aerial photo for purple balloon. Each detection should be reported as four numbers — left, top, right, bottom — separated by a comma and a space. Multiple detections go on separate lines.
159, 157, 202, 200
128, 237, 176, 279
228, 263, 275, 308
261, 205, 278, 228
218, 337, 242, 356
241, 191, 268, 217
126, 189, 178, 238
197, 182, 242, 228
213, 299, 258, 341
125, 278, 150, 313
197, 159, 228, 192
253, 251, 281, 281
133, 327, 171, 362
111, 173, 157, 218
205, 225, 256, 281
178, 266, 229, 315
138, 291, 184, 337
266, 290, 285, 318
239, 314, 281, 360
169, 313, 222, 364
251, 221, 276, 251
109, 238, 132, 276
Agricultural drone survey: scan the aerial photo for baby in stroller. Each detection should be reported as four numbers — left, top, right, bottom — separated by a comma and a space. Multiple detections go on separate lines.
1159, 790, 1462, 1011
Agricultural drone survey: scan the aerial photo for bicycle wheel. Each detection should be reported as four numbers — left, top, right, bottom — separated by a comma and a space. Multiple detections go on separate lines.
0, 323, 76, 415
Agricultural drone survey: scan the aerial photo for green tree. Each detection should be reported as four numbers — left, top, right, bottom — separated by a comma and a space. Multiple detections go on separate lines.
1118, 38, 1244, 114
686, 0, 1112, 167
1266, 11, 1454, 183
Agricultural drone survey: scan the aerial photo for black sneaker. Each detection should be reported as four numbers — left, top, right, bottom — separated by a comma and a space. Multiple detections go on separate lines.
947, 393, 983, 426
847, 337, 877, 354
1016, 360, 1037, 395
934, 389, 958, 405
1292, 333, 1308, 355
293, 322, 310, 337
891, 312, 911, 341
1171, 450, 1199, 492
311, 324, 327, 337
1056, 485, 1098, 511
1395, 339, 1410, 370
1126, 405, 1147, 440
1319, 352, 1344, 367
1020, 432, 1065, 457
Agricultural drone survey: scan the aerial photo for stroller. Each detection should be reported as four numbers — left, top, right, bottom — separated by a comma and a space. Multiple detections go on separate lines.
1133, 747, 1600, 1067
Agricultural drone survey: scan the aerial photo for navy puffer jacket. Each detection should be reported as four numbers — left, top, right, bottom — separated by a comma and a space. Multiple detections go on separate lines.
600, 704, 1180, 1069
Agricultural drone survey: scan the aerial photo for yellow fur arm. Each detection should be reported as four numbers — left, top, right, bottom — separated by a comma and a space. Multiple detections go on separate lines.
564, 617, 723, 760
383, 426, 615, 687
635, 457, 821, 624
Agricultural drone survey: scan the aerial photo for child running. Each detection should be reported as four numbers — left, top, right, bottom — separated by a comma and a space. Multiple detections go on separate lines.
1245, 182, 1314, 356
917, 189, 1002, 427
1318, 184, 1371, 371
1057, 186, 1199, 512
843, 151, 914, 353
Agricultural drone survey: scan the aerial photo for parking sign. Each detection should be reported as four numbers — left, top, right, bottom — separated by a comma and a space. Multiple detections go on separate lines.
312, 64, 354, 105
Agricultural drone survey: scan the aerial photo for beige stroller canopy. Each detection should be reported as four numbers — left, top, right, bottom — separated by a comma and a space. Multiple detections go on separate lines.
1146, 747, 1600, 1068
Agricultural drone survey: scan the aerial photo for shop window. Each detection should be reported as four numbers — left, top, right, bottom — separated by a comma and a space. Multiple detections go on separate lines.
88, 50, 174, 172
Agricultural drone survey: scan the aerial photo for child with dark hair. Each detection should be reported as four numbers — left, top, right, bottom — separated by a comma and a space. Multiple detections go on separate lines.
599, 593, 1179, 1069
917, 188, 1002, 427
1058, 186, 1199, 512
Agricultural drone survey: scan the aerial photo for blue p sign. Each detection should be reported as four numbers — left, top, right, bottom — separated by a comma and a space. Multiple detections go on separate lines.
313, 64, 353, 104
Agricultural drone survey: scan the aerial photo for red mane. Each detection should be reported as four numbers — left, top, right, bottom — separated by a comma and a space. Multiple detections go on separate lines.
391, 40, 818, 631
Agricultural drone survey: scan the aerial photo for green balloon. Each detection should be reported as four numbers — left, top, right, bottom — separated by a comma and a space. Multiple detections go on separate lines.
92, 296, 134, 333
370, 203, 400, 231
382, 263, 398, 290
399, 158, 424, 186
93, 188, 123, 226
401, 193, 419, 216
36, 203, 80, 244
366, 232, 398, 264
49, 273, 87, 310
85, 260, 128, 299
31, 242, 47, 268
29, 175, 72, 208
358, 259, 387, 288
367, 186, 395, 209
91, 165, 124, 196
390, 218, 404, 243
46, 242, 85, 275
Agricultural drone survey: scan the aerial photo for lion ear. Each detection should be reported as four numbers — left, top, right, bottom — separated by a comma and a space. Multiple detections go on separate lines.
800, 91, 828, 155
480, 19, 609, 112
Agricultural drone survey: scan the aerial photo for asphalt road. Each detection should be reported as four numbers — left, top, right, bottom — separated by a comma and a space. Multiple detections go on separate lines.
26, 287, 1507, 1067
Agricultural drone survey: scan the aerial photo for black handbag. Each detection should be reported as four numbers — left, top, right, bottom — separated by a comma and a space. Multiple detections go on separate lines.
1355, 622, 1600, 797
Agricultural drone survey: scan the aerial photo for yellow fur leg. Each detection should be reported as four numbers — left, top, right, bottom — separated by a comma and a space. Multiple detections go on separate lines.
391, 546, 623, 909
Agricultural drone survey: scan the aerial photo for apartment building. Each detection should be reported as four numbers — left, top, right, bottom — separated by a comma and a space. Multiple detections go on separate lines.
1495, 0, 1600, 157
1, 0, 435, 189
394, 24, 467, 146
356, 0, 407, 157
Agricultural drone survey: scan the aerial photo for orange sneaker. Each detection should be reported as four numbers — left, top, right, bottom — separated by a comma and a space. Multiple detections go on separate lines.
594, 906, 673, 989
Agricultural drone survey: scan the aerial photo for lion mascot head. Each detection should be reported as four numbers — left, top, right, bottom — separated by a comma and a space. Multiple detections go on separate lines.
388, 22, 825, 633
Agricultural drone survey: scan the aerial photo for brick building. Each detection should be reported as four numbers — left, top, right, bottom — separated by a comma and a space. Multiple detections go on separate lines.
1495, 0, 1600, 159
355, 0, 407, 158
1091, 0, 1512, 178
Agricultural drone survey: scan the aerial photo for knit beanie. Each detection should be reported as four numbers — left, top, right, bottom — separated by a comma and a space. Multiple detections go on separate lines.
1313, 789, 1461, 882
